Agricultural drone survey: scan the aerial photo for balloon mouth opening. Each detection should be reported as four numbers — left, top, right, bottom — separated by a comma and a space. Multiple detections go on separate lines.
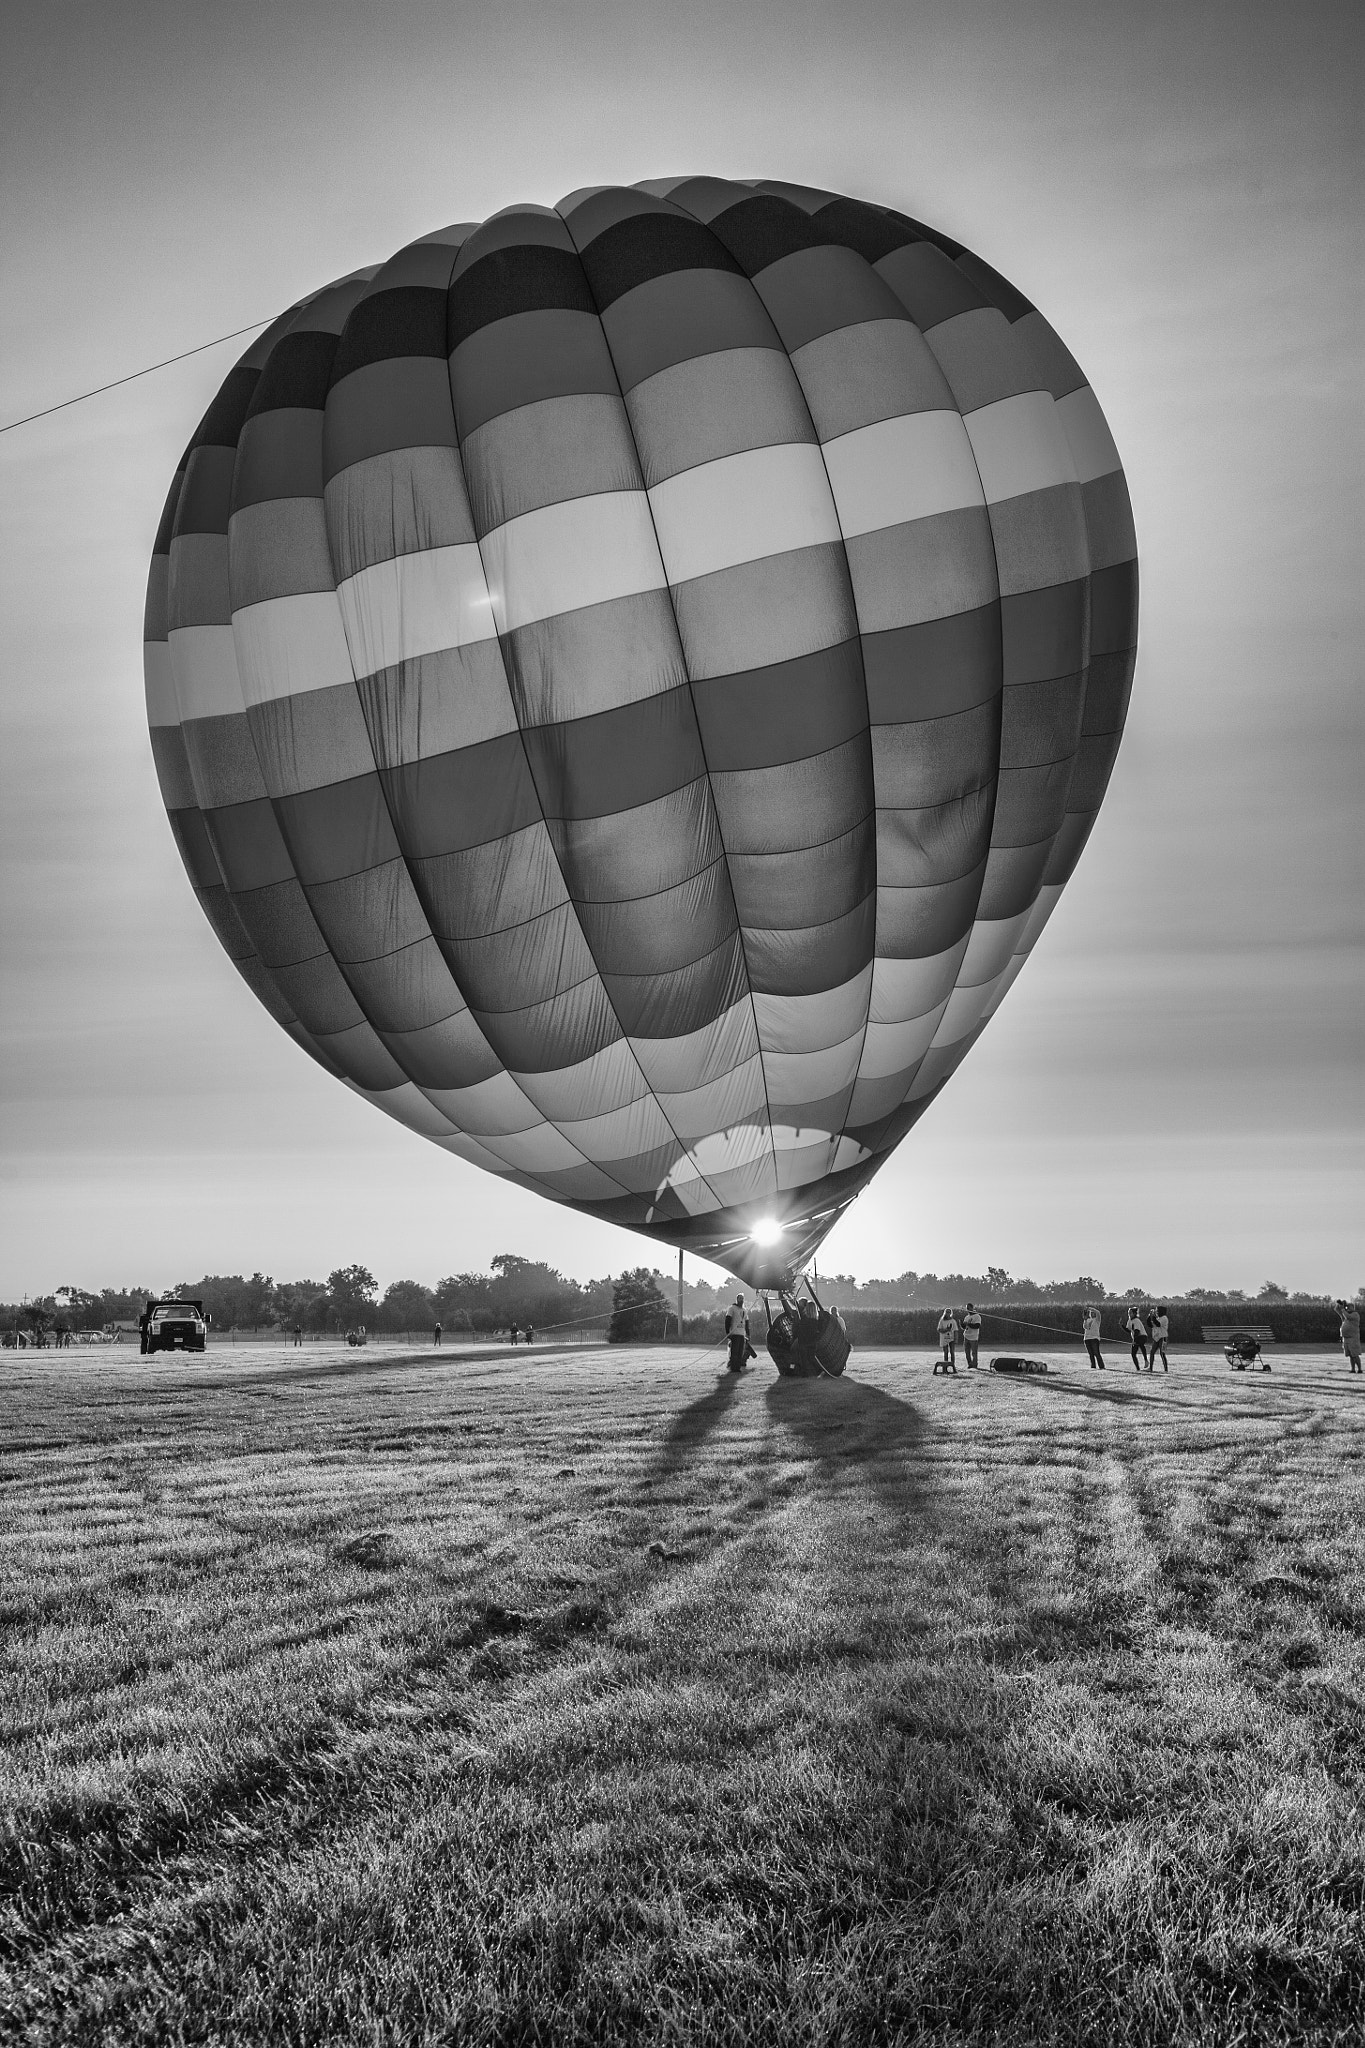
749, 1218, 785, 1247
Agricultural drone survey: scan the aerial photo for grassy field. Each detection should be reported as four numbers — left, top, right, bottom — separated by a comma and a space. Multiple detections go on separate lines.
1, 1338, 1362, 2046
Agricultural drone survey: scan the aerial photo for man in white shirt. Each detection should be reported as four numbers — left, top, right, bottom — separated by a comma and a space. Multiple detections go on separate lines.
1150, 1306, 1170, 1371
725, 1294, 750, 1373
1083, 1305, 1104, 1369
1336, 1300, 1361, 1373
962, 1303, 982, 1370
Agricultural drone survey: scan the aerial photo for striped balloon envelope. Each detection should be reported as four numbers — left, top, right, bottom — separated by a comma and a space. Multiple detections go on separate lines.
144, 178, 1137, 1287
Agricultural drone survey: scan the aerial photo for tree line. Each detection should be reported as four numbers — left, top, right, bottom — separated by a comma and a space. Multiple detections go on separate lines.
3, 1261, 1352, 1345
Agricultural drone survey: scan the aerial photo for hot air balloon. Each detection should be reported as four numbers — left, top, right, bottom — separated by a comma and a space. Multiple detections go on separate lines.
144, 178, 1137, 1290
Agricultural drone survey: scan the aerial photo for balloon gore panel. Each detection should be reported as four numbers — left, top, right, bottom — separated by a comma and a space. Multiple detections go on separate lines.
146, 183, 1136, 1287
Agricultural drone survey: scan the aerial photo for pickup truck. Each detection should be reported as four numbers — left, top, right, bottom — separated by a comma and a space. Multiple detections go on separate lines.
141, 1300, 208, 1354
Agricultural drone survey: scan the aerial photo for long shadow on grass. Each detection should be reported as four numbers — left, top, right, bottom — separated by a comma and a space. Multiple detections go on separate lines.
1000, 1370, 1209, 1415
653, 1368, 744, 1474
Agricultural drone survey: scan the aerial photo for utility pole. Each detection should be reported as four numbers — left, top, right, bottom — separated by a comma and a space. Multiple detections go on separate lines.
677, 1247, 684, 1342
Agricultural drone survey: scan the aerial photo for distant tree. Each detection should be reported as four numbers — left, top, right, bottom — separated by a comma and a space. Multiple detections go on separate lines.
380, 1279, 436, 1331
432, 1272, 490, 1321
243, 1271, 276, 1325
608, 1268, 668, 1343
275, 1279, 327, 1330
55, 1286, 103, 1331
986, 1267, 1011, 1294
303, 1290, 332, 1333
1257, 1281, 1289, 1301
24, 1297, 56, 1345
328, 1265, 378, 1329
1122, 1286, 1148, 1301
97, 1285, 155, 1325
172, 1275, 274, 1329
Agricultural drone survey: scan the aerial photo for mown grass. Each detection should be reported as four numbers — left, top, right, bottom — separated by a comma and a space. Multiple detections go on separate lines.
1, 1341, 1362, 2045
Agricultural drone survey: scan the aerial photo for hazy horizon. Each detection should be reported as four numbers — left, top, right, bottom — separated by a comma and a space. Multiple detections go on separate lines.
3, 1, 1361, 1301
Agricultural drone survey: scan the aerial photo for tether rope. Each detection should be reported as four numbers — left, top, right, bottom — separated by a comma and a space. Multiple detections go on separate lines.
521, 1300, 1141, 1348
1, 319, 274, 435
976, 1308, 1130, 1344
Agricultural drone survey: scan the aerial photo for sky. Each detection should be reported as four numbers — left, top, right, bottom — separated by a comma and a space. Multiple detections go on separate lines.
1, 0, 1361, 1301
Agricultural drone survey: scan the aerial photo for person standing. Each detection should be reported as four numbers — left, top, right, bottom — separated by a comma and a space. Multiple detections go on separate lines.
1125, 1305, 1149, 1371
510, 1321, 519, 1346
936, 1308, 958, 1374
293, 1321, 302, 1348
1337, 1299, 1362, 1374
433, 1320, 442, 1347
1150, 1306, 1170, 1372
962, 1302, 982, 1370
725, 1294, 750, 1373
1083, 1304, 1105, 1369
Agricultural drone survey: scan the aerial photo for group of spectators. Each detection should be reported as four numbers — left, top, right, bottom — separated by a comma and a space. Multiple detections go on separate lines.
929, 1299, 1364, 1374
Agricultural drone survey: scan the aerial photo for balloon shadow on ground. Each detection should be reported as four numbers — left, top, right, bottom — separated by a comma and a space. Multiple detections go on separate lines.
764, 1372, 932, 1521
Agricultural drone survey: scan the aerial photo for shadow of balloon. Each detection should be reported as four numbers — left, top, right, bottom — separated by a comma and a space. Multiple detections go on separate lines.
763, 1373, 931, 1523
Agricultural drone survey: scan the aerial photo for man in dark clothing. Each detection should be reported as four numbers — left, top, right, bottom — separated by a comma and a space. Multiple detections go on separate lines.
725, 1294, 750, 1372
433, 1321, 442, 1346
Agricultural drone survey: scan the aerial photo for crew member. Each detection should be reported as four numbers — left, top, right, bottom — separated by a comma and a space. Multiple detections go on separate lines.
1125, 1305, 1149, 1371
1083, 1304, 1105, 1369
725, 1294, 750, 1373
1150, 1305, 1170, 1371
962, 1302, 982, 1370
935, 1308, 958, 1375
